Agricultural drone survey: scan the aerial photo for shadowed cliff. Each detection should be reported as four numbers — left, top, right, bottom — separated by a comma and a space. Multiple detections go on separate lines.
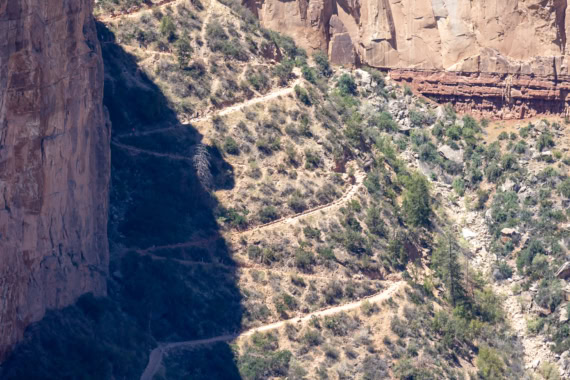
0, 24, 242, 380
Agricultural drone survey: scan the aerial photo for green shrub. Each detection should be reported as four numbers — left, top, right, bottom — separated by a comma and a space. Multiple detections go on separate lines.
175, 36, 192, 67
301, 65, 317, 84
498, 131, 509, 140
418, 142, 438, 162
323, 312, 353, 335
501, 153, 518, 171
223, 137, 240, 155
324, 345, 340, 359
485, 162, 503, 182
313, 50, 332, 77
539, 362, 561, 380
302, 329, 322, 346
368, 111, 398, 131
238, 350, 292, 380
360, 300, 379, 316
247, 69, 270, 91
476, 346, 505, 380
409, 109, 429, 128
365, 206, 387, 237
402, 172, 431, 227
364, 68, 385, 88
337, 74, 357, 96
317, 246, 336, 260
290, 275, 306, 287
535, 280, 564, 311
558, 178, 570, 198
452, 177, 465, 196
295, 248, 315, 271
160, 15, 177, 41
463, 115, 480, 132
496, 261, 513, 279
513, 140, 527, 154
258, 206, 279, 223
294, 85, 311, 105
221, 207, 248, 229
537, 131, 555, 152
527, 317, 545, 335
303, 226, 321, 240
273, 60, 293, 85
288, 191, 307, 213
446, 125, 462, 140
304, 149, 321, 169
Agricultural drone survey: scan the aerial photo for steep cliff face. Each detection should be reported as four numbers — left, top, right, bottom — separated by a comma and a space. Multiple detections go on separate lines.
247, 0, 570, 117
0, 0, 110, 359
247, 0, 570, 71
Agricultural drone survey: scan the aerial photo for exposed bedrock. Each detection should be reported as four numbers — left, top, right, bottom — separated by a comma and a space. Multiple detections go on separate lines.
391, 69, 570, 119
246, 0, 570, 117
0, 0, 110, 359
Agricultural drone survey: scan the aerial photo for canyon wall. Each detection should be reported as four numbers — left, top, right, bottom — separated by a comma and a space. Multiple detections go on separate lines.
0, 0, 110, 359
247, 0, 570, 117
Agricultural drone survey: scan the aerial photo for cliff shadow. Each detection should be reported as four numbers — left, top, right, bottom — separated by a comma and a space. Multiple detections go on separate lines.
0, 23, 242, 380
101, 22, 243, 378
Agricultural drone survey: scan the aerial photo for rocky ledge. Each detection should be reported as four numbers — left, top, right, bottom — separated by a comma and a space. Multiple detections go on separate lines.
390, 69, 570, 120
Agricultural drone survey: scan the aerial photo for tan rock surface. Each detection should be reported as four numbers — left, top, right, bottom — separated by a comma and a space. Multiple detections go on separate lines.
247, 0, 570, 117
0, 0, 110, 359
249, 0, 570, 73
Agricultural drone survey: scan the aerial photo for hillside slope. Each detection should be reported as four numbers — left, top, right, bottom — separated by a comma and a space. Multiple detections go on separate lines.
1, 0, 569, 379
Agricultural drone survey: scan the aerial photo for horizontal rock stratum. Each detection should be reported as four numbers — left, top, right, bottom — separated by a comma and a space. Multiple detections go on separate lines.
0, 0, 110, 359
246, 0, 570, 117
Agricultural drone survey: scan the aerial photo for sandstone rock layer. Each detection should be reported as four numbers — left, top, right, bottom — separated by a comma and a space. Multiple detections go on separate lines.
391, 69, 570, 119
0, 0, 110, 359
247, 0, 570, 118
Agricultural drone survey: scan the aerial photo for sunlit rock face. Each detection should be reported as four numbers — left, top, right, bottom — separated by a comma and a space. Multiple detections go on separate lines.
0, 0, 110, 359
247, 0, 570, 118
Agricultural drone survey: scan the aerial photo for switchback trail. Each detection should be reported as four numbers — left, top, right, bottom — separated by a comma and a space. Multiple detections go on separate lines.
137, 250, 354, 281
237, 168, 366, 237
140, 280, 405, 380
187, 78, 301, 123
116, 166, 366, 254
113, 78, 301, 140
111, 141, 193, 161
97, 0, 180, 21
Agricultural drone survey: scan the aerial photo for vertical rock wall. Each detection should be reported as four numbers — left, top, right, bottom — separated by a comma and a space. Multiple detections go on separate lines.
0, 0, 109, 359
246, 0, 570, 118
248, 0, 570, 72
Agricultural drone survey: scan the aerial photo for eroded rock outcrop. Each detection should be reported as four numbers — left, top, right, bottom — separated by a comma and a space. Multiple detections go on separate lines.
247, 0, 570, 117
390, 68, 570, 118
0, 0, 110, 359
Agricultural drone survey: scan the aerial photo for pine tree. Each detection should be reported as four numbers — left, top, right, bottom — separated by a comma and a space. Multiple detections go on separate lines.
432, 232, 466, 306
402, 172, 431, 227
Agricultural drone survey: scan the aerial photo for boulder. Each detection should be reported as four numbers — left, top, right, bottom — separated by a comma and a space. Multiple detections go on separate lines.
501, 228, 518, 237
462, 228, 477, 239
560, 305, 569, 323
556, 262, 570, 280
438, 145, 463, 164
501, 178, 515, 192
